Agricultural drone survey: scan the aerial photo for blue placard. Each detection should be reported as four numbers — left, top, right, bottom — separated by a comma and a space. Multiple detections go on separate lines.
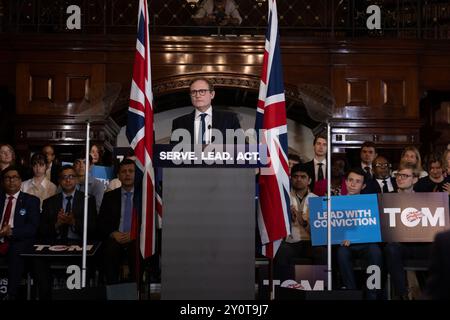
309, 194, 381, 246
91, 165, 115, 189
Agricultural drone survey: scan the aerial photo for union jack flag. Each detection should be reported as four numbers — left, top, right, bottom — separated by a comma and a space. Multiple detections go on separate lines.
255, 0, 291, 258
126, 0, 156, 259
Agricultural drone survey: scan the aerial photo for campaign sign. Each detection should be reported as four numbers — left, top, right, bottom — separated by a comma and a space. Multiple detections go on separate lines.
21, 242, 101, 257
154, 144, 268, 168
91, 165, 115, 189
379, 192, 450, 242
309, 194, 381, 246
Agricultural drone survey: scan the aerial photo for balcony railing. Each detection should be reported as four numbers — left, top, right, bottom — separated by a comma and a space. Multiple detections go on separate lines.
2, 0, 450, 39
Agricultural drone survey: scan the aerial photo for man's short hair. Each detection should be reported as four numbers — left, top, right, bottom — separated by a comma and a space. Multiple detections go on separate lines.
360, 141, 377, 152
58, 165, 76, 177
118, 158, 135, 171
345, 167, 367, 184
1, 165, 22, 181
288, 153, 301, 163
291, 163, 310, 178
397, 162, 420, 177
313, 133, 327, 145
189, 77, 214, 91
73, 152, 93, 164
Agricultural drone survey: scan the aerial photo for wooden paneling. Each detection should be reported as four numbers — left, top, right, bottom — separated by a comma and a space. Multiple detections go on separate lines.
16, 63, 105, 116
1, 34, 450, 155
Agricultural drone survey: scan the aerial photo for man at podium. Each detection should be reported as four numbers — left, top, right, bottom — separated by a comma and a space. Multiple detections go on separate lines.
171, 77, 241, 144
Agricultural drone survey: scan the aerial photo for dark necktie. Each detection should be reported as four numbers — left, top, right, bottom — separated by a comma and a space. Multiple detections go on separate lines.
364, 166, 371, 177
65, 195, 73, 214
61, 195, 73, 241
198, 113, 207, 144
0, 196, 14, 254
122, 192, 133, 233
382, 179, 389, 193
317, 163, 324, 181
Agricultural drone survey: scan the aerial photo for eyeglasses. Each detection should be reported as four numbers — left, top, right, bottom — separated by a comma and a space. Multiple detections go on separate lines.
61, 174, 76, 180
374, 163, 391, 168
4, 175, 20, 182
190, 89, 211, 97
395, 173, 413, 179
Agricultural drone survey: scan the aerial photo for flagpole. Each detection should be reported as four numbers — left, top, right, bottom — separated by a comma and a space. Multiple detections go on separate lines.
326, 121, 332, 290
81, 120, 90, 288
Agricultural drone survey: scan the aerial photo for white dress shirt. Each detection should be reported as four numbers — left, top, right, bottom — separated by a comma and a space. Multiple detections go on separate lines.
376, 178, 394, 192
313, 158, 326, 181
0, 191, 20, 229
194, 106, 212, 144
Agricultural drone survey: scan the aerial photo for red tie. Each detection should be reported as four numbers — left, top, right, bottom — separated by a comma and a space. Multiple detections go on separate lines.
0, 196, 14, 255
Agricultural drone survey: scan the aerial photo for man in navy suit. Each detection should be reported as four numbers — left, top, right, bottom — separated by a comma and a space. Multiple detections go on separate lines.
0, 165, 40, 300
171, 77, 241, 144
34, 165, 97, 300
98, 159, 139, 284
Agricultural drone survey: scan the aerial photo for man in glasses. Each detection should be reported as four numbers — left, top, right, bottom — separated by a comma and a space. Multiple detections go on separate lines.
384, 163, 430, 300
34, 165, 97, 300
0, 166, 40, 300
364, 155, 397, 194
171, 77, 241, 144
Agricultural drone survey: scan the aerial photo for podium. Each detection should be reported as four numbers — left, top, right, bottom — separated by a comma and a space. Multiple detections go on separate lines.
161, 167, 255, 300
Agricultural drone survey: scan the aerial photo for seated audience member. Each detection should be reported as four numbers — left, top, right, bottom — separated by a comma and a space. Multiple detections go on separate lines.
392, 146, 428, 179
73, 153, 104, 212
98, 159, 140, 284
443, 149, 450, 177
414, 154, 450, 193
21, 153, 57, 209
313, 155, 349, 196
384, 163, 431, 300
274, 164, 326, 280
193, 0, 242, 26
0, 144, 16, 172
34, 165, 97, 300
337, 168, 383, 300
42, 144, 61, 186
423, 230, 450, 300
0, 166, 40, 300
90, 143, 104, 166
364, 155, 397, 194
288, 153, 302, 173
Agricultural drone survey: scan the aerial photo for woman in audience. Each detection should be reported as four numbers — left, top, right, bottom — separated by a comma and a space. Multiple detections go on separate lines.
393, 146, 428, 179
90, 143, 104, 165
443, 149, 450, 177
21, 153, 57, 208
415, 153, 450, 193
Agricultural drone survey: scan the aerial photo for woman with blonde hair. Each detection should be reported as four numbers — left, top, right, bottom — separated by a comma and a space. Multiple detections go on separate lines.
393, 146, 428, 179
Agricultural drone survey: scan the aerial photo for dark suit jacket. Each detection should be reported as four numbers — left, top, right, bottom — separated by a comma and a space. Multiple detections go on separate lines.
171, 109, 241, 144
39, 190, 97, 242
97, 188, 123, 239
424, 230, 450, 299
0, 191, 40, 243
304, 160, 326, 192
363, 177, 398, 194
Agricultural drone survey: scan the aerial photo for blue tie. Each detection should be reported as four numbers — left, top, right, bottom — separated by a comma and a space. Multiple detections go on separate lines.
198, 113, 207, 144
122, 192, 133, 232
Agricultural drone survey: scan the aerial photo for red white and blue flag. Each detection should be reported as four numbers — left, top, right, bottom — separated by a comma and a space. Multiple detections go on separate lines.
126, 0, 157, 259
255, 0, 291, 259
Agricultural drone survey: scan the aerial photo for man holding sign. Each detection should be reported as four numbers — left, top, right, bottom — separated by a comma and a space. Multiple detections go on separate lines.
336, 168, 383, 300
